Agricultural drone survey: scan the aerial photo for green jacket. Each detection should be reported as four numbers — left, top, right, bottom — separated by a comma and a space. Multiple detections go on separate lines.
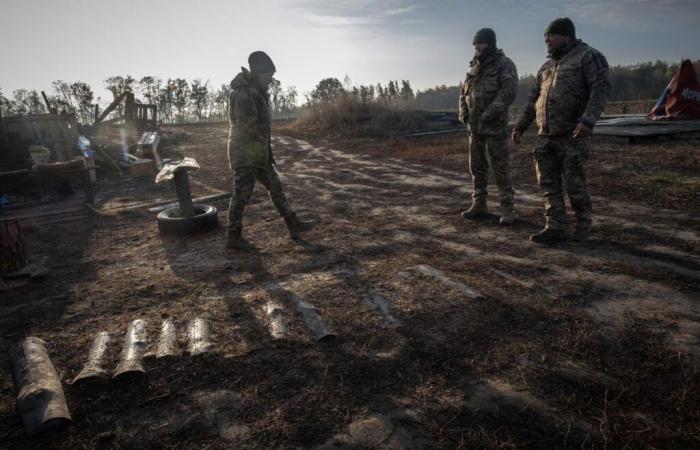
227, 68, 273, 169
459, 49, 518, 137
515, 40, 610, 136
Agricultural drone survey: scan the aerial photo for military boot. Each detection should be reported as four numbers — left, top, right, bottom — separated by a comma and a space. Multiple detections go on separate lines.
284, 213, 316, 239
461, 197, 488, 219
226, 229, 256, 252
499, 206, 515, 225
529, 227, 567, 244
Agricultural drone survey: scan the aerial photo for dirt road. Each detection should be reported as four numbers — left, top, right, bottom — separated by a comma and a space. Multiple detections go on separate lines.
1, 123, 698, 449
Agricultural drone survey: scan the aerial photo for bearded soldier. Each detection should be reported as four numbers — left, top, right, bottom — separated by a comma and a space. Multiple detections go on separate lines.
226, 51, 314, 251
459, 28, 518, 224
511, 18, 610, 243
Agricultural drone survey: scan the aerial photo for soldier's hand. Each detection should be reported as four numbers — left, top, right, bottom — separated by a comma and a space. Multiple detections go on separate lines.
573, 123, 593, 139
510, 130, 522, 144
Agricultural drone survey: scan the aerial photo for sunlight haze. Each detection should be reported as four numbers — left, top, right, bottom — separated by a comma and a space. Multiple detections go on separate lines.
1, 0, 699, 104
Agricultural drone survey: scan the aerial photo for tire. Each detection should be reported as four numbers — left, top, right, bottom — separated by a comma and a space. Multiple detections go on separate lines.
157, 204, 220, 236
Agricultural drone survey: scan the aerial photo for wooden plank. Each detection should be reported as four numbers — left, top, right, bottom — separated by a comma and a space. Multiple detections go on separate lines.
40, 91, 54, 114
94, 92, 127, 126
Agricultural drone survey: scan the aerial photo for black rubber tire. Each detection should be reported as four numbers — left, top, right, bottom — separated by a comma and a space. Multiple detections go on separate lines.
157, 204, 220, 236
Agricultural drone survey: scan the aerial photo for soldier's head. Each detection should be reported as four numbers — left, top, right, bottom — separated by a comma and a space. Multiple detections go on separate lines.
544, 18, 575, 53
248, 51, 276, 90
472, 28, 496, 56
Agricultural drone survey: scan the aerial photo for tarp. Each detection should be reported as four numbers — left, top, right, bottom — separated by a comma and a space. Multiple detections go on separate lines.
155, 157, 199, 184
649, 59, 700, 120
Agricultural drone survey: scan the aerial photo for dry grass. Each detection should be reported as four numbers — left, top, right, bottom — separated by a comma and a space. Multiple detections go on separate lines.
287, 96, 426, 138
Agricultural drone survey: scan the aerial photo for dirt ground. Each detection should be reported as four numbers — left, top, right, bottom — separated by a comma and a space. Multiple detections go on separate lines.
1, 122, 699, 449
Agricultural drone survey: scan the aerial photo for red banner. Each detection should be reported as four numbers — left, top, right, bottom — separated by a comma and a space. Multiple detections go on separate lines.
649, 59, 700, 120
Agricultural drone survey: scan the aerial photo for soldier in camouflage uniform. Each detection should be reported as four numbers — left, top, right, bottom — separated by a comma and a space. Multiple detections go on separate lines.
459, 28, 518, 225
226, 51, 314, 251
512, 18, 610, 243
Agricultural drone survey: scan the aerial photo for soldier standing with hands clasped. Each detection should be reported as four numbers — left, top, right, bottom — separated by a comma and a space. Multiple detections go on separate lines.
459, 28, 518, 225
511, 18, 610, 243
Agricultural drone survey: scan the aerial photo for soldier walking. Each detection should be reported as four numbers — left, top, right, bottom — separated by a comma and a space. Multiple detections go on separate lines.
226, 51, 314, 251
459, 28, 518, 225
511, 18, 610, 243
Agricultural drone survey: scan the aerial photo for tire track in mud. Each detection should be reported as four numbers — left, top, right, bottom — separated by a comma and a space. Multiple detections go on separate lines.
272, 136, 700, 363
4, 130, 698, 448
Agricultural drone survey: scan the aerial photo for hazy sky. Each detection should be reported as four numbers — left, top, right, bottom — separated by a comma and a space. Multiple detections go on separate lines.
2, 0, 699, 104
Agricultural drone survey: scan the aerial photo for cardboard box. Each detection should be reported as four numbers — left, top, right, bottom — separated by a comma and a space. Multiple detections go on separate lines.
129, 159, 155, 178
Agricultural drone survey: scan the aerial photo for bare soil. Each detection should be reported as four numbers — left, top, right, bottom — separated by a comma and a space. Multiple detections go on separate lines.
1, 122, 699, 449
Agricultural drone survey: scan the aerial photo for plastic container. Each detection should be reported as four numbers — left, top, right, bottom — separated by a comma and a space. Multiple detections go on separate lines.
77, 136, 96, 183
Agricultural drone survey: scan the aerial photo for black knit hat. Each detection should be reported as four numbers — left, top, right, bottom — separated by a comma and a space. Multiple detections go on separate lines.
545, 18, 576, 39
248, 51, 276, 74
473, 28, 496, 47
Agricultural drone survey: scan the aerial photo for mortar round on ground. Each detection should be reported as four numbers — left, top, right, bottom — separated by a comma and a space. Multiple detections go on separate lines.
156, 204, 219, 235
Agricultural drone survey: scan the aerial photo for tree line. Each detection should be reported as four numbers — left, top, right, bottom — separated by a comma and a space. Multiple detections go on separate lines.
306, 76, 416, 109
2, 60, 698, 122
413, 60, 700, 111
0, 76, 299, 124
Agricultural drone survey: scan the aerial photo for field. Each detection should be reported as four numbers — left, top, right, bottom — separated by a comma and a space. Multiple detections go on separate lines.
1, 122, 699, 449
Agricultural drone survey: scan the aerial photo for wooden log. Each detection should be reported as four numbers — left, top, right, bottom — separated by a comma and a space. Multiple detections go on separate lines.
92, 145, 123, 173
0, 218, 28, 274
9, 337, 71, 434
264, 301, 289, 340
40, 91, 55, 115
72, 332, 110, 385
155, 319, 179, 359
94, 92, 127, 126
113, 319, 148, 380
187, 318, 213, 356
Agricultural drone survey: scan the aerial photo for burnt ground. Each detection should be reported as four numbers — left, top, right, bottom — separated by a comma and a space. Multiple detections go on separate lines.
1, 122, 699, 449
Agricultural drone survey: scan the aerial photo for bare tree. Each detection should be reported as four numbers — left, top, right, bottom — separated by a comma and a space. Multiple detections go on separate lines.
104, 75, 135, 116
12, 89, 46, 115
158, 79, 176, 123
172, 78, 190, 122
70, 82, 94, 124
189, 79, 209, 122
138, 76, 161, 106
269, 78, 282, 119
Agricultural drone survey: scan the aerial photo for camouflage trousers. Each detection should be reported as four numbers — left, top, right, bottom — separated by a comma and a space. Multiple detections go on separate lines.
468, 133, 515, 207
227, 165, 293, 231
534, 135, 592, 230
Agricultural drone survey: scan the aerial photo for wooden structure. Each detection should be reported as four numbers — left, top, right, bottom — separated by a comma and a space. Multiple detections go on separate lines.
1, 113, 80, 164
92, 92, 158, 134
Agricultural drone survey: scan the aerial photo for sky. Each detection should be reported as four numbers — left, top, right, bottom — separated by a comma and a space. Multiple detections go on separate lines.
1, 0, 699, 105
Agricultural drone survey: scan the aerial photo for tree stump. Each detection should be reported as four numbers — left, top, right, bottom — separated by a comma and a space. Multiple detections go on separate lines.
0, 218, 27, 274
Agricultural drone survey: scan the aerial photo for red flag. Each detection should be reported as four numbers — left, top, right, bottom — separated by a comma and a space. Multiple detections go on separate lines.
649, 59, 700, 120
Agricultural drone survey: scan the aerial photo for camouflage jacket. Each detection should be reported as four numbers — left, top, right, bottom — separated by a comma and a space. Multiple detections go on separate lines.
515, 40, 610, 136
459, 49, 518, 136
228, 67, 273, 169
